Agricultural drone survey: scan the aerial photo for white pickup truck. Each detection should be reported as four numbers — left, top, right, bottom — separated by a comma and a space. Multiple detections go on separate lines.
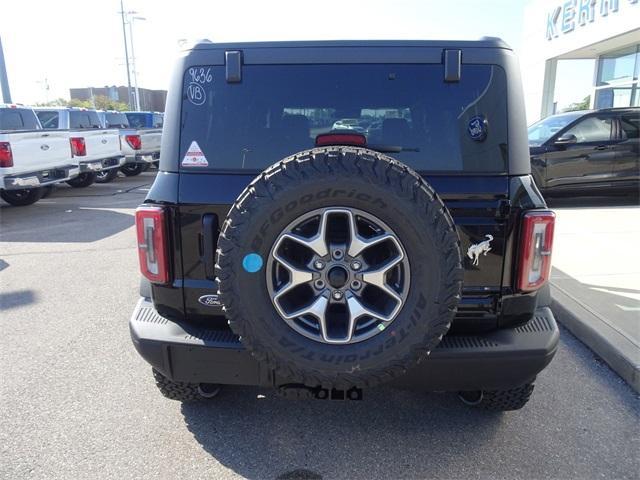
0, 105, 78, 206
35, 108, 125, 188
119, 111, 162, 177
95, 110, 162, 181
94, 110, 159, 182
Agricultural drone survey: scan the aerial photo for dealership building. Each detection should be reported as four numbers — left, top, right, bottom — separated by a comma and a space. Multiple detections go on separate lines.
521, 0, 640, 122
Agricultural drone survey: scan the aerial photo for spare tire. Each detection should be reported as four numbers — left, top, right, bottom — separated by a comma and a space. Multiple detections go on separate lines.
216, 147, 463, 388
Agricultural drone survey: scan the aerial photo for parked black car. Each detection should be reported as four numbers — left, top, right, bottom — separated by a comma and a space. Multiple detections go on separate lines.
529, 108, 639, 195
130, 39, 559, 412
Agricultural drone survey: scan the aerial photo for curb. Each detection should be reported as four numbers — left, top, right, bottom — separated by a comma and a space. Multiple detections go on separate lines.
550, 284, 640, 393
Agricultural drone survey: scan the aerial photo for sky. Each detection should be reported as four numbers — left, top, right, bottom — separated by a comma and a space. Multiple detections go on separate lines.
0, 0, 593, 110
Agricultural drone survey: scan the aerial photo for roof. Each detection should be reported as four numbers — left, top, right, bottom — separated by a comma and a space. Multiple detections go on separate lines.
186, 37, 511, 52
597, 107, 640, 113
32, 107, 98, 112
547, 107, 639, 118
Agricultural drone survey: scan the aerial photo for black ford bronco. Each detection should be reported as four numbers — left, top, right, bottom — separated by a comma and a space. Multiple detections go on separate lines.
130, 39, 559, 411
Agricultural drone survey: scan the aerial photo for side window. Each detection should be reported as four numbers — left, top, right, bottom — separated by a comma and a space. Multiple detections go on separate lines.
564, 116, 613, 143
620, 114, 639, 140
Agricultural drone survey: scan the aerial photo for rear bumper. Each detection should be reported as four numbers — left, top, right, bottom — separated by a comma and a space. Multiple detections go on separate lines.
1, 164, 80, 190
78, 156, 125, 173
129, 297, 559, 391
125, 152, 160, 164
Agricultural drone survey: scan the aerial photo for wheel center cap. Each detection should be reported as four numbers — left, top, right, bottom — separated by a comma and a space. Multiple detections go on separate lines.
327, 266, 348, 289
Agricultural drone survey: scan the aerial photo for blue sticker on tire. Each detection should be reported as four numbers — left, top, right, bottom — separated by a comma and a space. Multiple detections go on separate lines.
242, 253, 263, 273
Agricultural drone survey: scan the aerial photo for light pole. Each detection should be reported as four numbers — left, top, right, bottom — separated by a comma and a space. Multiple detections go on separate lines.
36, 78, 50, 104
0, 36, 11, 103
127, 13, 146, 111
119, 0, 133, 109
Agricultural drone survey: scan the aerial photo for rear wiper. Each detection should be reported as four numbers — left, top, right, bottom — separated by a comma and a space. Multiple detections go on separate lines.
367, 144, 420, 153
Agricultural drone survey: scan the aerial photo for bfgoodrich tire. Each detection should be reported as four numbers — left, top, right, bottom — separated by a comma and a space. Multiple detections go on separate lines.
66, 172, 97, 188
1, 188, 44, 206
216, 147, 464, 388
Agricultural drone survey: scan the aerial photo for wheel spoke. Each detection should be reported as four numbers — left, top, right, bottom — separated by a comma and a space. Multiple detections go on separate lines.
361, 253, 404, 303
347, 294, 391, 331
279, 210, 329, 257
273, 252, 313, 301
346, 211, 398, 257
282, 294, 329, 324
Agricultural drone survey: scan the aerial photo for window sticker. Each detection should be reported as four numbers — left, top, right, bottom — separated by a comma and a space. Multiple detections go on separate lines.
181, 140, 208, 167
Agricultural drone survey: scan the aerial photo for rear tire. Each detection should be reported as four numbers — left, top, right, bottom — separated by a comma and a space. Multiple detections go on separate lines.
152, 369, 220, 402
120, 164, 144, 177
459, 383, 535, 411
66, 172, 97, 188
0, 188, 44, 206
95, 168, 119, 183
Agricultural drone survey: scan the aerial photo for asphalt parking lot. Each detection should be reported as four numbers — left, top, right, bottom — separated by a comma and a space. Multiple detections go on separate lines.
1, 173, 639, 480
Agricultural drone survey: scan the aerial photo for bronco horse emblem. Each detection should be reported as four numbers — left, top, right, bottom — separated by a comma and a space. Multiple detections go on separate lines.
467, 234, 493, 266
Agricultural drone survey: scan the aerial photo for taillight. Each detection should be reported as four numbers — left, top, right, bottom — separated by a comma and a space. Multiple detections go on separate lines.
135, 206, 170, 284
517, 211, 555, 292
70, 137, 86, 157
126, 135, 142, 150
315, 133, 367, 147
0, 142, 13, 167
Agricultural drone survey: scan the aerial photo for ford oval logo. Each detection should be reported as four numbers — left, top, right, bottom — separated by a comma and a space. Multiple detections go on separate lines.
467, 115, 488, 142
198, 294, 222, 307
101, 139, 108, 144
40, 144, 50, 151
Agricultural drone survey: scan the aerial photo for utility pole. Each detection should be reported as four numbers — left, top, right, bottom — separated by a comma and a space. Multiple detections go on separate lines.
119, 0, 133, 110
128, 14, 146, 111
0, 36, 12, 103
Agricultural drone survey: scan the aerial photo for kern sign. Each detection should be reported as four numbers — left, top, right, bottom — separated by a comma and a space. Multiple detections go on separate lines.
546, 0, 639, 40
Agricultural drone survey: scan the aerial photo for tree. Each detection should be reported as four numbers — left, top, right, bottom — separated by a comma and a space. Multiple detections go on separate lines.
563, 95, 590, 112
34, 95, 129, 111
92, 95, 129, 112
67, 98, 94, 109
34, 98, 70, 107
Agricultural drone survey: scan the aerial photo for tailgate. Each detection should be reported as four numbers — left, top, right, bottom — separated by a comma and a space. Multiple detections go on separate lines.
175, 173, 510, 323
138, 128, 162, 154
1, 130, 72, 174
74, 129, 121, 162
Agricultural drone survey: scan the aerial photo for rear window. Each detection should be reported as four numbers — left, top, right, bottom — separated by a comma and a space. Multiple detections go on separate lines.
104, 112, 130, 128
1, 108, 40, 130
70, 111, 101, 129
179, 64, 508, 172
36, 111, 59, 129
126, 113, 148, 128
